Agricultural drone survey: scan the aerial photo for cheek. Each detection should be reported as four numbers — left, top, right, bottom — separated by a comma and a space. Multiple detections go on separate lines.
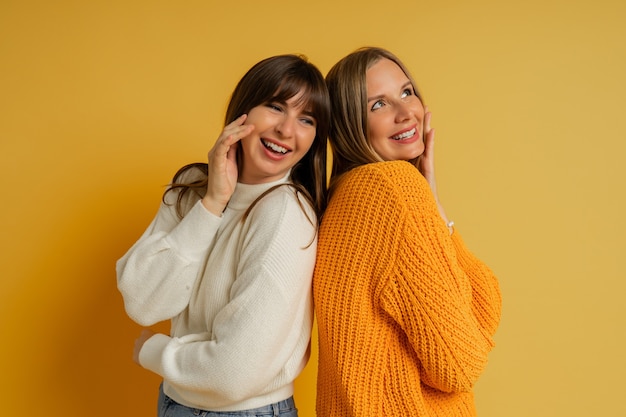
238, 136, 258, 164
370, 139, 387, 160
299, 129, 316, 151
368, 134, 388, 160
239, 135, 255, 150
413, 101, 425, 118
367, 116, 388, 143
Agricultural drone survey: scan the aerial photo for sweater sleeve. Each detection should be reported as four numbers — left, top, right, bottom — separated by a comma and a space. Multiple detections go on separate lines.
117, 191, 222, 326
377, 163, 499, 393
138, 188, 316, 406
451, 233, 502, 337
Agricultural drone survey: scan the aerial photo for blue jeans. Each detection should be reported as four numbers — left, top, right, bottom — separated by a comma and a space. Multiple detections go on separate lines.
157, 384, 298, 417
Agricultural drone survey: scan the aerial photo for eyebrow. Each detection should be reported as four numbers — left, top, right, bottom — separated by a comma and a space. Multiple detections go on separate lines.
367, 81, 413, 102
301, 109, 317, 119
269, 96, 317, 118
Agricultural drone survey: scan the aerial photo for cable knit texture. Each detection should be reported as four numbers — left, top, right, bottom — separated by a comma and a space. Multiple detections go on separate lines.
313, 161, 501, 416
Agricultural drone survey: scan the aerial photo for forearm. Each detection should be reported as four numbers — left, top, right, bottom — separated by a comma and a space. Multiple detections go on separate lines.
138, 192, 318, 402
384, 212, 496, 391
451, 232, 502, 335
382, 244, 493, 393
139, 267, 313, 405
117, 201, 221, 325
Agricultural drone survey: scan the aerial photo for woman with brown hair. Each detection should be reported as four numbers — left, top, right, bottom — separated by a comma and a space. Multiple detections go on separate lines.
117, 54, 330, 417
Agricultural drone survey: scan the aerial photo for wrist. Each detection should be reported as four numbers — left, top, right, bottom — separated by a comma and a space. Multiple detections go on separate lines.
446, 220, 455, 235
201, 196, 226, 216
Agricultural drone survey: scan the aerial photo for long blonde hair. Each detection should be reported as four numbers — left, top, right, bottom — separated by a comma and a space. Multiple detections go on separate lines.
325, 47, 423, 195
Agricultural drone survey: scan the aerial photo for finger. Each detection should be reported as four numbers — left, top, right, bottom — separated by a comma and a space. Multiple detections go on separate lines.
220, 125, 254, 152
226, 141, 239, 162
423, 108, 434, 151
216, 114, 249, 144
225, 114, 247, 129
229, 123, 255, 142
426, 127, 435, 145
424, 109, 432, 134
210, 124, 254, 159
424, 128, 435, 159
219, 125, 249, 142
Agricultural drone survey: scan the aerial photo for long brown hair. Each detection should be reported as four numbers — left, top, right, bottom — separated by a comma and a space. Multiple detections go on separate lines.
325, 47, 423, 195
165, 54, 330, 222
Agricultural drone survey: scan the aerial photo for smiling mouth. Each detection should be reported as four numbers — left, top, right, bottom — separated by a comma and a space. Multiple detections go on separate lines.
262, 139, 289, 154
391, 128, 416, 141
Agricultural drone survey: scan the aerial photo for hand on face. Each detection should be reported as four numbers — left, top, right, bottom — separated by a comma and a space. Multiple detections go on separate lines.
202, 115, 255, 216
237, 94, 317, 185
417, 108, 450, 223
418, 107, 436, 190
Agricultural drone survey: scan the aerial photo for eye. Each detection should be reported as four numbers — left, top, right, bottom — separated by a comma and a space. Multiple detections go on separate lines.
266, 102, 283, 112
371, 100, 384, 111
300, 116, 316, 127
401, 88, 413, 99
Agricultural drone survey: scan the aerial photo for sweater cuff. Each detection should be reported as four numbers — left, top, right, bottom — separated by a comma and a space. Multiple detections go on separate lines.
166, 200, 221, 260
139, 333, 171, 377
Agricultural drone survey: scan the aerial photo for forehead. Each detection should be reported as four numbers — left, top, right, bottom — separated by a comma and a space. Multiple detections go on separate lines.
274, 88, 314, 111
366, 58, 410, 94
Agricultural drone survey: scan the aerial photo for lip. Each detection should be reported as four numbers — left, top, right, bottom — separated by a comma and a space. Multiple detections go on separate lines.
260, 138, 292, 160
389, 124, 420, 143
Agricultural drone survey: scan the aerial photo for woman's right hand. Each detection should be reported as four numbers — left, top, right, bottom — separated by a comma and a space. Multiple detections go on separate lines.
418, 108, 451, 229
418, 108, 436, 190
202, 115, 255, 216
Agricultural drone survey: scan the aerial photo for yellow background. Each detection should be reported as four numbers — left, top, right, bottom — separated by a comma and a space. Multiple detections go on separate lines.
1, 0, 624, 416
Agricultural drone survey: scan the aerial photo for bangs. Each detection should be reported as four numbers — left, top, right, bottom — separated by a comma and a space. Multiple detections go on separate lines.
225, 54, 330, 138
271, 77, 329, 124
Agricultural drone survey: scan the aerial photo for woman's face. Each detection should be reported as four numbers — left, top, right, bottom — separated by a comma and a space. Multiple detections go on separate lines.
238, 91, 317, 184
365, 58, 425, 161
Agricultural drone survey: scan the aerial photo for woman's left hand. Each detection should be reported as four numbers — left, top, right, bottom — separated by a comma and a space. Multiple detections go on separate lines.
133, 328, 155, 365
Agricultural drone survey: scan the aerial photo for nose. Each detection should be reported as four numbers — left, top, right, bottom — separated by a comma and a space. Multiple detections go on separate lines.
395, 101, 414, 123
276, 115, 295, 138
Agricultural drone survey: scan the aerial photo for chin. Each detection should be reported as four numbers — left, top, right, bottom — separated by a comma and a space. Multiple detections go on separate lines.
413, 145, 426, 158
405, 150, 424, 160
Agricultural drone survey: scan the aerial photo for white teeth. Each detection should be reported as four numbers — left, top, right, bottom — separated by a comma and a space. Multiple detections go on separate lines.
391, 128, 416, 141
262, 139, 288, 154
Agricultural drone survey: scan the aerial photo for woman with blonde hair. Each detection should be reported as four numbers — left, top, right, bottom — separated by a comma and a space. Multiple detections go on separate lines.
313, 47, 502, 416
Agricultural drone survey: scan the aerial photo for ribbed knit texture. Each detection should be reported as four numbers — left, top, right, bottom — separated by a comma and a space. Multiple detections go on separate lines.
117, 168, 317, 411
313, 161, 501, 416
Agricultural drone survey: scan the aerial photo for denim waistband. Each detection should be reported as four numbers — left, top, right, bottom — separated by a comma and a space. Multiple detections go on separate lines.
242, 397, 295, 413
160, 383, 296, 416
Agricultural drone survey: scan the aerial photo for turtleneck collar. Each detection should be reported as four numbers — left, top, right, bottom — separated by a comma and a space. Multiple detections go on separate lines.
226, 171, 291, 211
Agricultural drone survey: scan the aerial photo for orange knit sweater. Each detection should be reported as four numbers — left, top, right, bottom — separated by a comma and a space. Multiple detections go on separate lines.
313, 161, 501, 416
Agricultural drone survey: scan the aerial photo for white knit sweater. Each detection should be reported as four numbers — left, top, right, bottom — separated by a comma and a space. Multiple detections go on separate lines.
116, 169, 316, 411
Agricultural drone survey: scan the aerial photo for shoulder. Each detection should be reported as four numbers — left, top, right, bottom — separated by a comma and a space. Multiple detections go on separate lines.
249, 185, 317, 230
342, 160, 424, 188
332, 161, 428, 205
319, 163, 420, 264
357, 160, 419, 176
173, 163, 207, 184
242, 185, 317, 250
162, 164, 207, 211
